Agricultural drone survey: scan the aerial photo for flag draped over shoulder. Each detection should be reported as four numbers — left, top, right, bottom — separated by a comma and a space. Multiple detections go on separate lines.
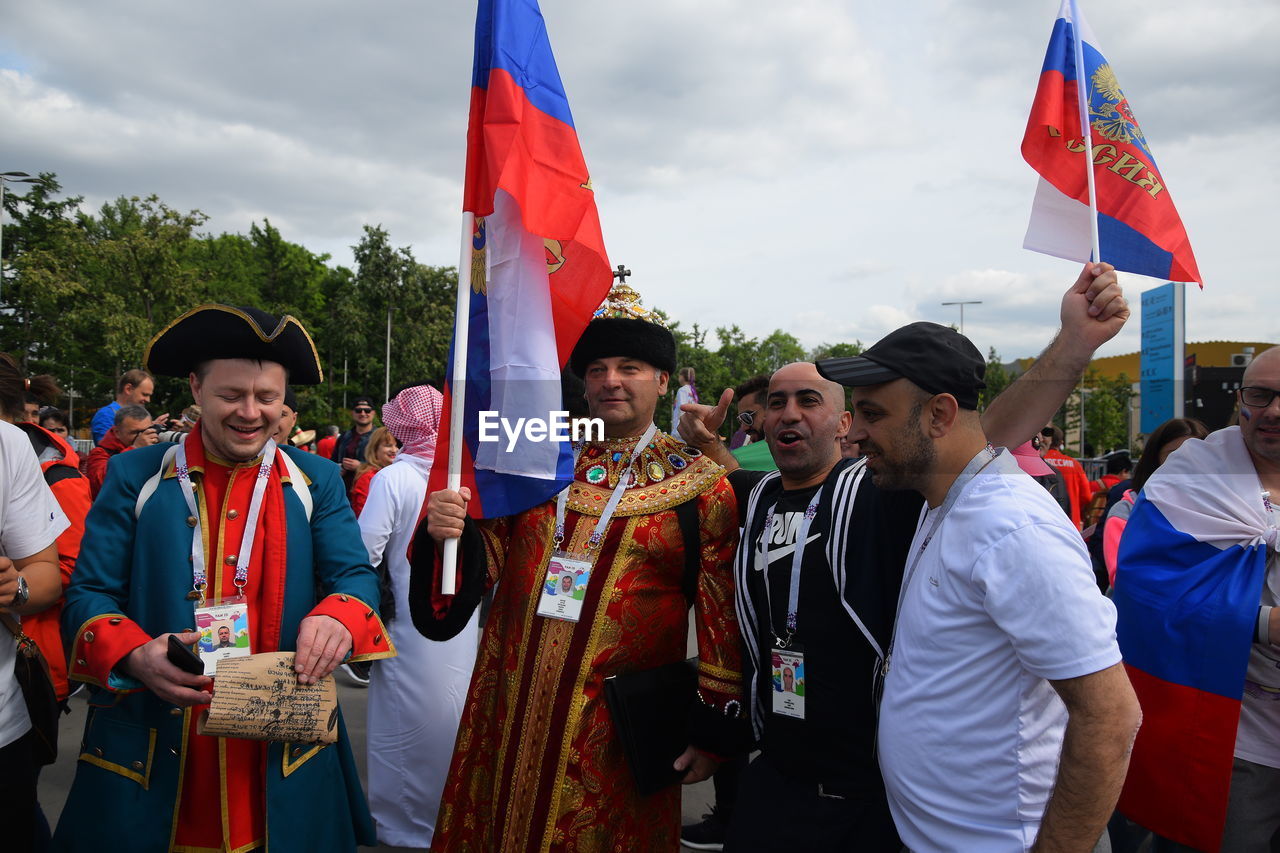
1113, 427, 1276, 852
430, 0, 613, 519
1022, 0, 1201, 285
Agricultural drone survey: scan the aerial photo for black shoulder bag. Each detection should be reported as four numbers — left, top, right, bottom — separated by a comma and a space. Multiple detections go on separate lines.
603, 497, 702, 795
1, 612, 59, 765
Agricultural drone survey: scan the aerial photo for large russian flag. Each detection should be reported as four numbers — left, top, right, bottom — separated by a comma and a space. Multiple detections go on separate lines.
1022, 0, 1201, 285
1112, 427, 1271, 851
430, 0, 613, 519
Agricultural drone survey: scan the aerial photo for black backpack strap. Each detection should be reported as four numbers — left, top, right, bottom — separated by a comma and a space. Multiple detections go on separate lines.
674, 497, 701, 607
43, 465, 83, 488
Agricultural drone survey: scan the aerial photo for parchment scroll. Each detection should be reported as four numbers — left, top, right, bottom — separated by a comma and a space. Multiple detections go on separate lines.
197, 652, 339, 744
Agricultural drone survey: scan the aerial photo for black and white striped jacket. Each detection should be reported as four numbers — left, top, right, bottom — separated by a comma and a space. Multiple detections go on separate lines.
732, 457, 921, 740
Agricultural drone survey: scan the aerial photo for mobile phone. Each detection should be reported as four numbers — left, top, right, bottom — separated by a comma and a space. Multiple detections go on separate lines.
167, 634, 205, 675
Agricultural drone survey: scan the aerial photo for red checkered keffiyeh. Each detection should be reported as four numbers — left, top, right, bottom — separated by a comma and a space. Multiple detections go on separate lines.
382, 384, 443, 460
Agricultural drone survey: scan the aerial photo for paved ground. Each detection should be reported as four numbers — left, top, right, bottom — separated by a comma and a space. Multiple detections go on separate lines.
38, 670, 717, 851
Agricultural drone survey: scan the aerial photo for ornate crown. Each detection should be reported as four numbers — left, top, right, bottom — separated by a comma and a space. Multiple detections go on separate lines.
592, 283, 668, 328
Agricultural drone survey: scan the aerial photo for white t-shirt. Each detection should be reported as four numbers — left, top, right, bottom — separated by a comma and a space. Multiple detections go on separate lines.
0, 420, 70, 749
1236, 549, 1280, 767
878, 449, 1121, 852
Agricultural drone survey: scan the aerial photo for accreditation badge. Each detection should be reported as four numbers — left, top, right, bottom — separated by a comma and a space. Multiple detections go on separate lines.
535, 552, 592, 623
193, 596, 252, 675
770, 647, 806, 720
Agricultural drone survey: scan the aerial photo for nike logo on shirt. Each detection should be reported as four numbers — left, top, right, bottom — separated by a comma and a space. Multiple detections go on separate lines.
757, 533, 822, 569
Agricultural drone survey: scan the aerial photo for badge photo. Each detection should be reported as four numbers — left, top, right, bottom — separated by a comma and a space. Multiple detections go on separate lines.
770, 649, 806, 719
535, 554, 591, 623
194, 601, 252, 675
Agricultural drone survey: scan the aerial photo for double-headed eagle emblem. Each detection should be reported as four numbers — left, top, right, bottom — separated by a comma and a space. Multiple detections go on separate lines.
1089, 64, 1151, 157
469, 218, 567, 295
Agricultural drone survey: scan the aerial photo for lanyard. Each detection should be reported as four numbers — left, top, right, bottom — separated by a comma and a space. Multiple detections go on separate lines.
758, 486, 823, 648
175, 434, 279, 602
553, 423, 659, 554
881, 446, 997, 676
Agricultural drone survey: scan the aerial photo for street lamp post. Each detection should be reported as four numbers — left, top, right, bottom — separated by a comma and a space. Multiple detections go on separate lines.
941, 300, 983, 336
384, 302, 392, 405
0, 171, 44, 301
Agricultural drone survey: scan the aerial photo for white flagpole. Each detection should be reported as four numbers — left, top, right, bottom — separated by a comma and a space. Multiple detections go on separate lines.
1069, 0, 1102, 264
440, 211, 476, 595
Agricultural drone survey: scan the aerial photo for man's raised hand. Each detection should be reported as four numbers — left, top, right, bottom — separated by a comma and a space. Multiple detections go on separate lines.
1061, 262, 1129, 355
678, 388, 734, 451
678, 388, 737, 470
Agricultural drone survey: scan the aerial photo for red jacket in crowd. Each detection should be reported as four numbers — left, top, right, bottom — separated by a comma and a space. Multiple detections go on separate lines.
16, 422, 90, 701
86, 427, 133, 499
1044, 448, 1094, 530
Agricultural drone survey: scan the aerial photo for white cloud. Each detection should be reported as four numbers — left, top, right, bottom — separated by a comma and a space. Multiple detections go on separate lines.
0, 0, 1274, 364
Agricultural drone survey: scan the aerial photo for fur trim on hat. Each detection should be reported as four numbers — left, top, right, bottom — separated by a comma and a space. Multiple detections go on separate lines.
569, 317, 677, 377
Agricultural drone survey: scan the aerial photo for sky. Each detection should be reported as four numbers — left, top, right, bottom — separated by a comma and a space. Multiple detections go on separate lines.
2, 0, 1276, 362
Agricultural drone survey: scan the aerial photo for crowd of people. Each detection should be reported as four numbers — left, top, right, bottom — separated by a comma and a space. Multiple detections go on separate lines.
0, 264, 1275, 852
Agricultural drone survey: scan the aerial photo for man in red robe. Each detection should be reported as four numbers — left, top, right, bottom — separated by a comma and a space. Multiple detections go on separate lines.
414, 284, 746, 852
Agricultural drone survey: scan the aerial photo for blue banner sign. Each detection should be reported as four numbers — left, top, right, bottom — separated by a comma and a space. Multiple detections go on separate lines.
1140, 283, 1184, 433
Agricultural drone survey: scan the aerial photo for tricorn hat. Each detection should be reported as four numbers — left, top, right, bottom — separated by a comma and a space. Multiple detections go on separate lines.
569, 283, 676, 377
145, 305, 323, 385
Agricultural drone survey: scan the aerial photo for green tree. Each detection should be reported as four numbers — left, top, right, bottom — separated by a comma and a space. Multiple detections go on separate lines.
1065, 370, 1134, 456
349, 224, 414, 403
808, 341, 864, 361
1, 183, 213, 417
978, 348, 1013, 411
79, 195, 209, 330
661, 319, 809, 433
0, 173, 88, 377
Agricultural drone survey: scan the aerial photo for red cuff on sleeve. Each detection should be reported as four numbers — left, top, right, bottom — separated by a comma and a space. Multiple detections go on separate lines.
67, 613, 152, 691
309, 594, 396, 662
430, 546, 464, 620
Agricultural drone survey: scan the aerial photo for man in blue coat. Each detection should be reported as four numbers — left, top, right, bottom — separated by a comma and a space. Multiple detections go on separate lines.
55, 305, 394, 852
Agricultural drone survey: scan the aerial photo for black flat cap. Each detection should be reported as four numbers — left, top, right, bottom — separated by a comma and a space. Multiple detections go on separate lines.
817, 321, 986, 410
145, 305, 323, 385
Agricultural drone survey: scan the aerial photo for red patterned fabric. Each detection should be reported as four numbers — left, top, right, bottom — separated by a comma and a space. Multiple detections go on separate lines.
430, 434, 742, 852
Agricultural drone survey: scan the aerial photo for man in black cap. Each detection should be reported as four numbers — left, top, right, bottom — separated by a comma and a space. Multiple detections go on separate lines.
677, 263, 1134, 851
57, 304, 394, 852
332, 394, 377, 490
414, 283, 746, 852
832, 314, 1141, 850
273, 387, 299, 447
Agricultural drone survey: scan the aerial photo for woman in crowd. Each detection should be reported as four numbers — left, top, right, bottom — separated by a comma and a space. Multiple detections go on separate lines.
1103, 417, 1210, 587
349, 426, 397, 517
670, 366, 698, 442
0, 353, 69, 850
